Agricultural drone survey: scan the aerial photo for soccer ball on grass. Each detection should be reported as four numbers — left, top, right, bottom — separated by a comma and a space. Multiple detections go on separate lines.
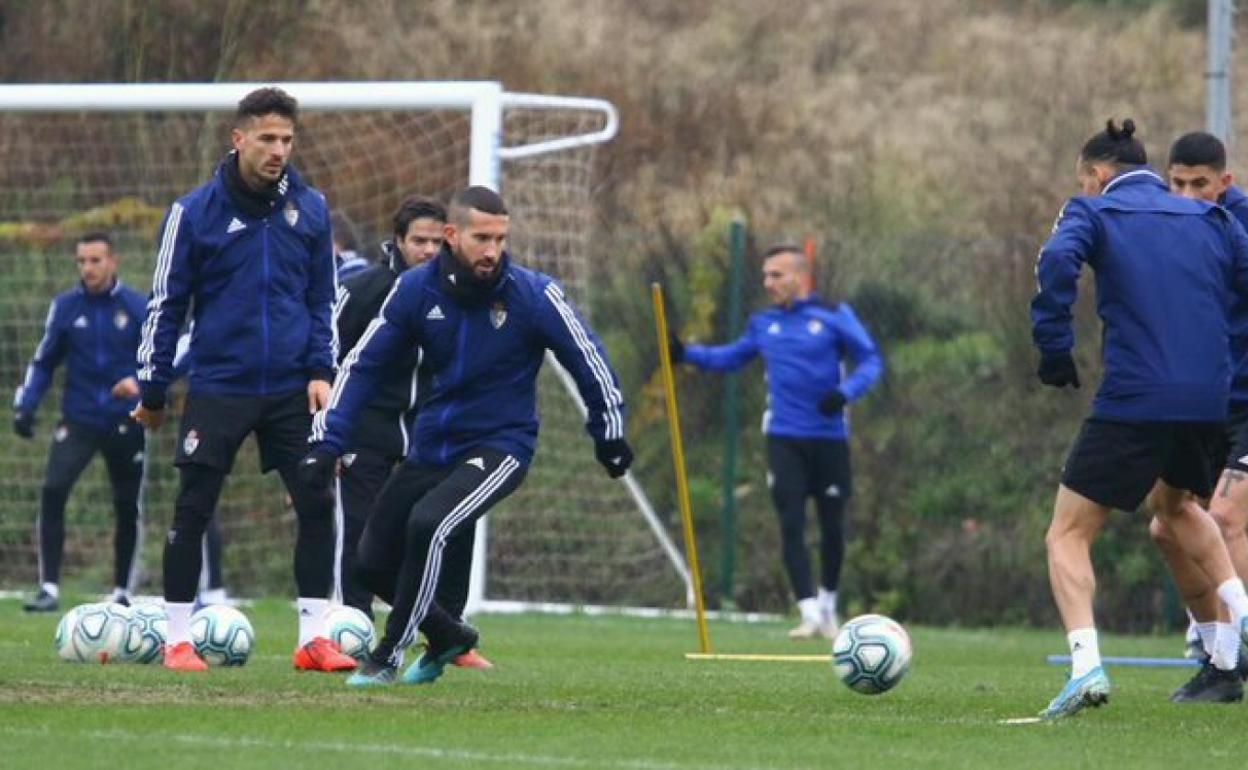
190, 605, 255, 666
831, 613, 912, 695
56, 602, 133, 663
323, 605, 376, 661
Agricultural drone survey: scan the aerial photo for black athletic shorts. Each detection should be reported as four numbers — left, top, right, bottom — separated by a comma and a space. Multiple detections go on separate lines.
1221, 402, 1248, 474
175, 390, 311, 473
1061, 417, 1221, 512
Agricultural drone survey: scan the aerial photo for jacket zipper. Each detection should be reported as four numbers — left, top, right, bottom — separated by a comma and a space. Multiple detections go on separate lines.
261, 220, 271, 395
438, 311, 470, 464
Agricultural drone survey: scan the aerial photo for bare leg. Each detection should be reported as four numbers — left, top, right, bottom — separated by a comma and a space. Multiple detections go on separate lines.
1045, 485, 1111, 632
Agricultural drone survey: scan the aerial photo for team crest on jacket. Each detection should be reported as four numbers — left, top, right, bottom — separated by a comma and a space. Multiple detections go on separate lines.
807, 319, 824, 335
183, 429, 200, 456
114, 309, 129, 330
490, 300, 507, 329
283, 201, 299, 228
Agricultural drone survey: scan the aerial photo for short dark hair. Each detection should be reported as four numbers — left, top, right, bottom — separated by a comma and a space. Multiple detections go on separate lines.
235, 87, 298, 127
1079, 119, 1147, 167
762, 244, 803, 261
448, 185, 508, 225
392, 195, 447, 238
330, 211, 360, 251
1168, 131, 1227, 171
76, 231, 113, 251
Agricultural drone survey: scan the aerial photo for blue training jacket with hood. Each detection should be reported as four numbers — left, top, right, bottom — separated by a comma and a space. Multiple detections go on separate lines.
683, 297, 883, 441
137, 152, 336, 403
312, 247, 626, 467
1032, 168, 1248, 422
14, 279, 147, 431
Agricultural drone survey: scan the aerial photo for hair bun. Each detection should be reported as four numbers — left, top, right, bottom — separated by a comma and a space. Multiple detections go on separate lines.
1120, 118, 1136, 139
1105, 118, 1136, 141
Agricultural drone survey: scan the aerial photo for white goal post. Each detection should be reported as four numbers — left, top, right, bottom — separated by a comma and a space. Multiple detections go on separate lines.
0, 81, 692, 614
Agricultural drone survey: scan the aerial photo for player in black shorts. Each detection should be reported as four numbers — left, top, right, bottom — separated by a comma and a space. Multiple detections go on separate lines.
14, 232, 147, 612
132, 87, 356, 674
1031, 120, 1248, 718
1147, 131, 1248, 701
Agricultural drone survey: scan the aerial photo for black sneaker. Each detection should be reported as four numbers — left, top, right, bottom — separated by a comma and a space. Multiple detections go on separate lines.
112, 595, 131, 608
1170, 660, 1244, 703
23, 589, 59, 613
345, 656, 398, 688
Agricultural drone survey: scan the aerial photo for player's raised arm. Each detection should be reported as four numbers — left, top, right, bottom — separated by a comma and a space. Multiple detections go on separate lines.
1030, 199, 1096, 387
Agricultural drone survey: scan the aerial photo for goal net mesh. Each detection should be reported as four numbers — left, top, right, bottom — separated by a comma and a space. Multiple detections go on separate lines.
0, 101, 683, 608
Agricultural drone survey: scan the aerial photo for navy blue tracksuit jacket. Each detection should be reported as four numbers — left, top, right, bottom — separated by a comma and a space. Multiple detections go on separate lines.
15, 281, 147, 431
312, 249, 626, 466
137, 156, 336, 402
1031, 168, 1248, 421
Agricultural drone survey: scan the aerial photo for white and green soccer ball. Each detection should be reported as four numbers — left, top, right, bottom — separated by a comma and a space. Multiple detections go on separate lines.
323, 605, 376, 661
190, 605, 255, 666
57, 602, 133, 663
831, 614, 912, 695
121, 603, 169, 664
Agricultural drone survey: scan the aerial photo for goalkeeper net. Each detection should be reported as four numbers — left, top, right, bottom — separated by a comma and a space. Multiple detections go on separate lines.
0, 82, 689, 611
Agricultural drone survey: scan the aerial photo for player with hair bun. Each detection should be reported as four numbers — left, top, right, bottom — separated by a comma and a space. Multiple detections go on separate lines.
1031, 119, 1248, 718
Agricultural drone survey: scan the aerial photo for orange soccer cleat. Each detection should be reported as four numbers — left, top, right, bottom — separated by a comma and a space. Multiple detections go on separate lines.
452, 648, 495, 670
294, 636, 358, 672
163, 641, 208, 672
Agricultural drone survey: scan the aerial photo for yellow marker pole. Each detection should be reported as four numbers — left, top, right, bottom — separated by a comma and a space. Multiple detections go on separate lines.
652, 283, 712, 655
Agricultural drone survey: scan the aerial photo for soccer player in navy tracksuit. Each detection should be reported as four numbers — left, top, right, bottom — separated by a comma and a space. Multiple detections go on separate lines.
670, 245, 883, 640
1031, 119, 1248, 718
132, 87, 356, 674
303, 186, 633, 687
1147, 130, 1248, 702
13, 232, 148, 613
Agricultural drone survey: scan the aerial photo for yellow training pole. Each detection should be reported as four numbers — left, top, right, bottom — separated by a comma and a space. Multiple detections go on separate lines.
651, 283, 712, 655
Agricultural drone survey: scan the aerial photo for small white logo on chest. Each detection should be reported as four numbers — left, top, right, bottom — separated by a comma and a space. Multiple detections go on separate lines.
426, 305, 445, 321
73, 316, 88, 329
767, 322, 781, 335
807, 319, 824, 335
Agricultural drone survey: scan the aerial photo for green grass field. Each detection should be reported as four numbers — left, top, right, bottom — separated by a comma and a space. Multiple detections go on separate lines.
1, 598, 1244, 770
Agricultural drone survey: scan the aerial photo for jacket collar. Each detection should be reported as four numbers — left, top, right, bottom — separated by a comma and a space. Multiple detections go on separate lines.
76, 277, 122, 297
1102, 167, 1166, 195
436, 245, 511, 305
217, 150, 297, 218
1222, 184, 1247, 209
776, 293, 822, 313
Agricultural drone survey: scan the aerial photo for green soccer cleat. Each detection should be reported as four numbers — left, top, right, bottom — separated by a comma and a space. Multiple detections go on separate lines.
1039, 666, 1111, 720
402, 623, 480, 685
346, 658, 397, 688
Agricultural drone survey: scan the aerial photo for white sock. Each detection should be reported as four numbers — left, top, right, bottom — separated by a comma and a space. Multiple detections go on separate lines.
797, 597, 821, 625
1184, 615, 1200, 643
199, 587, 227, 606
1197, 622, 1218, 658
166, 601, 194, 645
1211, 622, 1240, 672
1215, 578, 1248, 622
297, 597, 329, 647
1067, 628, 1101, 678
42, 582, 59, 598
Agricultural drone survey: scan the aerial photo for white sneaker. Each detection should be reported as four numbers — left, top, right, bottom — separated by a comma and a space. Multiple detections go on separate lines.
788, 620, 821, 640
820, 616, 839, 640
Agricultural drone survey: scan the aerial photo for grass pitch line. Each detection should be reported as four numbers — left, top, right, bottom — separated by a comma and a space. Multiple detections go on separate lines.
0, 725, 790, 770
997, 717, 1045, 726
685, 653, 830, 662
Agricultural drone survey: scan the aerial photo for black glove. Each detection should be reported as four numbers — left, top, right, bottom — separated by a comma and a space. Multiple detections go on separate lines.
12, 412, 33, 439
595, 438, 634, 479
818, 390, 847, 416
667, 331, 685, 365
297, 447, 338, 490
1037, 352, 1080, 389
